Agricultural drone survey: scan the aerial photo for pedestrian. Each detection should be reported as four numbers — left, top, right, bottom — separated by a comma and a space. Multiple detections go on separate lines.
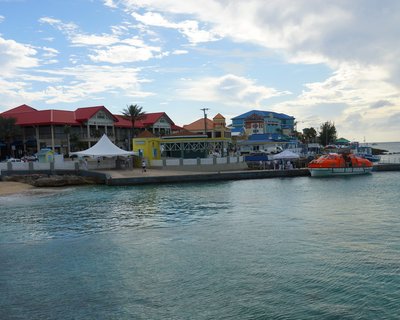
82, 158, 88, 170
141, 159, 146, 172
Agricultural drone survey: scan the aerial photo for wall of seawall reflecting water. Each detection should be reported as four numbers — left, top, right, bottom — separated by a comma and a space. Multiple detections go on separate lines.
1, 172, 399, 319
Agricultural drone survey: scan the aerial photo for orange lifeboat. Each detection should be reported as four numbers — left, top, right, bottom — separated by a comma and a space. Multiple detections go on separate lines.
308, 151, 373, 177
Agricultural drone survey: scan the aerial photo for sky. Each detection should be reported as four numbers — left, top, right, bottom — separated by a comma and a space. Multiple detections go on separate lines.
0, 0, 399, 142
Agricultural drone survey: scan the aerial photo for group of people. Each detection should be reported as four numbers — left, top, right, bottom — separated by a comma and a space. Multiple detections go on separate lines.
78, 157, 148, 172
258, 160, 295, 170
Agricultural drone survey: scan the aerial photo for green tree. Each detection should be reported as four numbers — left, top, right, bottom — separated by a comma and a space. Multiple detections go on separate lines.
302, 127, 317, 144
70, 133, 86, 152
122, 104, 146, 142
318, 121, 337, 146
0, 116, 21, 158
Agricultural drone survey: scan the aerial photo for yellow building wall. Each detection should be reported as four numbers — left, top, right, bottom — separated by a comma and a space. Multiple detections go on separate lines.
132, 137, 161, 161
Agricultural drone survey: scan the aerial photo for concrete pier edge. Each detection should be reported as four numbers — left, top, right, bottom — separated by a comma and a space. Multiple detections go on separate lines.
1, 163, 399, 187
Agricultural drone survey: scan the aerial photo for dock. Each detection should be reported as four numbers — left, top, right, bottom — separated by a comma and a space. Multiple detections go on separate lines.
1, 163, 399, 187
103, 168, 311, 186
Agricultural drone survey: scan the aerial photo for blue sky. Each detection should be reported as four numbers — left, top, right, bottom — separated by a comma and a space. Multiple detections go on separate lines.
1, 0, 399, 142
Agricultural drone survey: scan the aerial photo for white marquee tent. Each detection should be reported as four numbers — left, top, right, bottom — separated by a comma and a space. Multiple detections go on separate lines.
70, 134, 137, 157
271, 149, 300, 160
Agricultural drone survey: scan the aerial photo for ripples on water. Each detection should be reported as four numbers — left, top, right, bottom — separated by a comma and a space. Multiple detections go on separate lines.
0, 183, 233, 242
1, 172, 400, 319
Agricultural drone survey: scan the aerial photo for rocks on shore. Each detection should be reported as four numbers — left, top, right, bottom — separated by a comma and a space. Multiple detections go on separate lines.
2, 174, 102, 187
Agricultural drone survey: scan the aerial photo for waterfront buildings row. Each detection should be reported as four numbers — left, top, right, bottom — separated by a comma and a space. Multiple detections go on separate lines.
0, 104, 297, 160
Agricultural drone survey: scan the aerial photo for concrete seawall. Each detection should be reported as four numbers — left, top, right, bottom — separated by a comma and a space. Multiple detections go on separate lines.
1, 163, 399, 187
107, 169, 311, 186
373, 163, 400, 171
106, 163, 400, 186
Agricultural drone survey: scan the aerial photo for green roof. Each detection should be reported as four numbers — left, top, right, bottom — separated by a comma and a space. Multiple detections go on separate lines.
335, 138, 350, 144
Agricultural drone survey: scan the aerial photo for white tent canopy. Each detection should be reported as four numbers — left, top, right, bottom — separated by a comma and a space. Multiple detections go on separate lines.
70, 134, 137, 157
271, 149, 300, 160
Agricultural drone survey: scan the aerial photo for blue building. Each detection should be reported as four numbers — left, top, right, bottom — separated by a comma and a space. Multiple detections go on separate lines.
231, 110, 297, 154
231, 110, 295, 136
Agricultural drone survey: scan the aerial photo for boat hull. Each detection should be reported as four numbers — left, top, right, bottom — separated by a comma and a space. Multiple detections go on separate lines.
361, 154, 381, 162
309, 166, 373, 177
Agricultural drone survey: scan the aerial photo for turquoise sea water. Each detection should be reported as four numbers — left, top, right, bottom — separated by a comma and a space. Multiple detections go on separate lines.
1, 172, 400, 319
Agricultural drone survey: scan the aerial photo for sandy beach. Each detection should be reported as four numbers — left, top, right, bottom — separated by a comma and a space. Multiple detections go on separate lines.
0, 181, 34, 196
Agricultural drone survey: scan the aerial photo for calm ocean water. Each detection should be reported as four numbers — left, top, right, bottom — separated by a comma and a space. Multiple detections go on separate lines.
1, 172, 400, 318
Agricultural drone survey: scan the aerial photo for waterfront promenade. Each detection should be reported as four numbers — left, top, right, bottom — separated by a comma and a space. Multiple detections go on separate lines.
1, 163, 400, 191
97, 162, 400, 186
103, 167, 309, 186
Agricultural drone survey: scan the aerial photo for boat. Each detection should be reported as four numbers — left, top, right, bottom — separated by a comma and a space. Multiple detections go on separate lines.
308, 150, 373, 177
356, 146, 381, 162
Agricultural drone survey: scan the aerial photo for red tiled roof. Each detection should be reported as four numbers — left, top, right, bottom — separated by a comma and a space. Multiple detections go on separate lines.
213, 113, 225, 120
171, 124, 183, 131
1, 105, 178, 129
2, 104, 37, 115
75, 106, 117, 122
114, 112, 175, 128
2, 110, 79, 126
138, 112, 175, 126
113, 114, 134, 128
183, 118, 214, 131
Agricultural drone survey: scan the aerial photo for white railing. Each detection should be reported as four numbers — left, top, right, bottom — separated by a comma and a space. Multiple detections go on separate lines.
1, 156, 245, 173
0, 160, 115, 173
201, 158, 213, 165
150, 156, 244, 168
379, 155, 400, 164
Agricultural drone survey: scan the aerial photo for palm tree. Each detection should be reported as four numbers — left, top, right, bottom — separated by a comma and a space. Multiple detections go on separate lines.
122, 104, 146, 140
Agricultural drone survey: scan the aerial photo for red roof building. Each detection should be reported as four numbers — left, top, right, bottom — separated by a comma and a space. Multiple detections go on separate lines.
0, 104, 180, 157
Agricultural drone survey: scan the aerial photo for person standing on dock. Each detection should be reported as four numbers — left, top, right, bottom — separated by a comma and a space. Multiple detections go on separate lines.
142, 159, 147, 172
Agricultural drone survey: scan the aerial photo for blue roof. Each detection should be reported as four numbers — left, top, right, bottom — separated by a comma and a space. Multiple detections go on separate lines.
231, 110, 294, 121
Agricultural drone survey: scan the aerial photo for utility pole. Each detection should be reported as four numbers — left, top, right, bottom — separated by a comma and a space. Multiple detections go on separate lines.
200, 108, 209, 137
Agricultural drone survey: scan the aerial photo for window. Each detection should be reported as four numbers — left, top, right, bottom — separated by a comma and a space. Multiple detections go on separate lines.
97, 111, 106, 119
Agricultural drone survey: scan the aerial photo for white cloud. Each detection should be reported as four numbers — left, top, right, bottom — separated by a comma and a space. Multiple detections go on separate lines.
132, 11, 220, 44
0, 63, 153, 107
42, 47, 59, 58
40, 65, 154, 103
89, 44, 161, 63
172, 49, 188, 55
179, 74, 290, 107
0, 37, 38, 76
121, 1, 400, 107
39, 17, 78, 34
39, 16, 167, 64
0, 15, 4, 23
103, 0, 117, 9
275, 63, 400, 141
71, 34, 120, 46
121, 1, 399, 67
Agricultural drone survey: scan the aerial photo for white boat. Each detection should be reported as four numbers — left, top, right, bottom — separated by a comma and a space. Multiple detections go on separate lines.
356, 146, 381, 162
